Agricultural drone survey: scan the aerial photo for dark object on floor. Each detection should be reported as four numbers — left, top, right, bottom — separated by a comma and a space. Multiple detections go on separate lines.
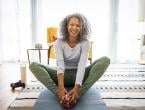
33, 85, 107, 110
10, 80, 25, 90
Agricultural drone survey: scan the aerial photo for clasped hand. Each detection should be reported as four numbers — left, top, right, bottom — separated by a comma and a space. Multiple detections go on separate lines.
57, 85, 81, 109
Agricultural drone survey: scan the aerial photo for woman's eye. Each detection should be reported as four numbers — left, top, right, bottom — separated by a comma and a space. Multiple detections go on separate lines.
70, 24, 73, 26
76, 25, 80, 28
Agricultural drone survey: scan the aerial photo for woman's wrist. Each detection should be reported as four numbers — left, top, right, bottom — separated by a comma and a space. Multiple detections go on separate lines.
58, 82, 65, 88
58, 86, 65, 91
57, 73, 65, 88
58, 84, 65, 89
74, 84, 80, 90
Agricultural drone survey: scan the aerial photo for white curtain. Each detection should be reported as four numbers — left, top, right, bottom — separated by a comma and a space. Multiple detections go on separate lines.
116, 0, 140, 63
0, 0, 2, 64
0, 0, 32, 62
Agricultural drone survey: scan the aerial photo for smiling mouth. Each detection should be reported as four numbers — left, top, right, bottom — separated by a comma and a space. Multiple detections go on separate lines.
70, 30, 79, 35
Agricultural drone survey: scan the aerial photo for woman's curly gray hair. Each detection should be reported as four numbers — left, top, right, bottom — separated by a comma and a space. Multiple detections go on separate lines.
60, 13, 91, 41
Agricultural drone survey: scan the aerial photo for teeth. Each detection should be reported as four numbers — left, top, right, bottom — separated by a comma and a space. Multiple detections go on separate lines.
71, 31, 77, 34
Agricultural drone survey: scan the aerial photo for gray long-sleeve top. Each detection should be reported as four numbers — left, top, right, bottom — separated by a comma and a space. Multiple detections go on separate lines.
54, 38, 89, 85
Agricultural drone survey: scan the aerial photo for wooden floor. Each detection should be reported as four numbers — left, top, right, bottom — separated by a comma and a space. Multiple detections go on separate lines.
0, 62, 33, 110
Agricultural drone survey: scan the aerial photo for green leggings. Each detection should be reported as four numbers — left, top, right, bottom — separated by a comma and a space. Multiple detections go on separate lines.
29, 56, 110, 94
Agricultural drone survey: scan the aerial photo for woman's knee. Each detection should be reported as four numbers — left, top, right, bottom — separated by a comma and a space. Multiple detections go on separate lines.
29, 62, 45, 68
30, 62, 39, 67
101, 56, 110, 65
94, 56, 110, 70
29, 62, 42, 72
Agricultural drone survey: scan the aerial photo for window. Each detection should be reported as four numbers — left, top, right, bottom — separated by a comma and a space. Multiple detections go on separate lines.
0, 0, 32, 62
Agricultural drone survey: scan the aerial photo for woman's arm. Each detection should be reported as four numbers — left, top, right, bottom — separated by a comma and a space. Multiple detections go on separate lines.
54, 39, 65, 75
67, 40, 89, 103
57, 73, 68, 101
57, 73, 65, 88
75, 40, 89, 86
54, 39, 65, 88
54, 39, 67, 100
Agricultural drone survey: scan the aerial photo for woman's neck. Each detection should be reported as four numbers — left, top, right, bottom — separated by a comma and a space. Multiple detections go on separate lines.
67, 38, 78, 48
69, 37, 77, 42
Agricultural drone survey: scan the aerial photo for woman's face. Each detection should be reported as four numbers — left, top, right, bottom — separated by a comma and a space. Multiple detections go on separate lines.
67, 17, 81, 39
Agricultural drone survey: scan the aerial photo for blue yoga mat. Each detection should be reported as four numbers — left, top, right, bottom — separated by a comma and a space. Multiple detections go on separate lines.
33, 85, 107, 110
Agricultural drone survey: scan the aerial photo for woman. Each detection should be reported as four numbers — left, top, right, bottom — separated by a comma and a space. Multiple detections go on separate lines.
30, 13, 110, 109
